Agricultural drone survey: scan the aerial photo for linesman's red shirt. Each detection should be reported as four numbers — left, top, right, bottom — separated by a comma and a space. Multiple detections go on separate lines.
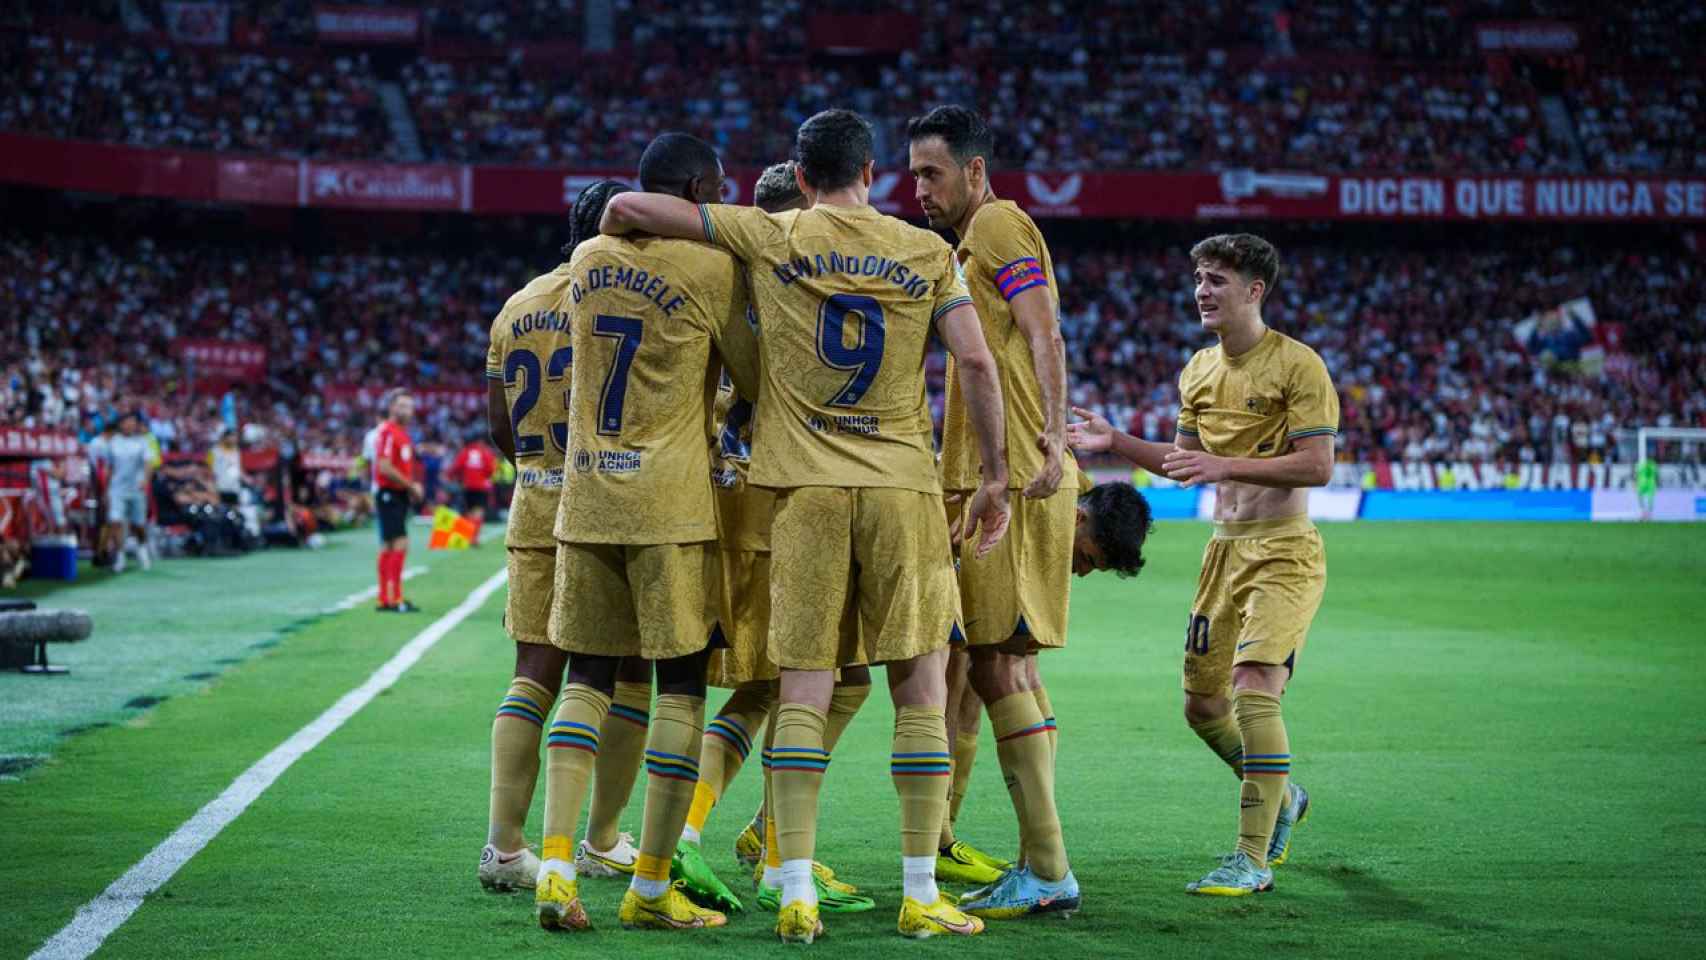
373, 420, 415, 491
449, 443, 496, 492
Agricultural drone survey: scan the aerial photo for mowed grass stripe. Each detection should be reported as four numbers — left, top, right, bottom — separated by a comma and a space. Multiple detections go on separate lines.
2, 548, 505, 959
11, 522, 1706, 959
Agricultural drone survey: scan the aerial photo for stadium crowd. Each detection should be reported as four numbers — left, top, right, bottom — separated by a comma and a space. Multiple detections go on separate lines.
3, 3, 1704, 173
7, 216, 1702, 473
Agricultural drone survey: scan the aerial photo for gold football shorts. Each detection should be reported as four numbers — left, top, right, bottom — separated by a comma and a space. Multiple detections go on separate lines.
1182, 513, 1326, 695
549, 540, 718, 660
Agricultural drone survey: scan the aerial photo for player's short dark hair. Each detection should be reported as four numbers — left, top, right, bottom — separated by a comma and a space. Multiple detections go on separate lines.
1080, 482, 1153, 578
566, 179, 631, 256
638, 132, 721, 197
794, 109, 874, 193
379, 387, 409, 414
755, 161, 804, 212
905, 105, 994, 170
1191, 233, 1281, 299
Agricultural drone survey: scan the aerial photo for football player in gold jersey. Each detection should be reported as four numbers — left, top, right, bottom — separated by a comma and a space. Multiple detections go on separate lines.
532, 134, 761, 933
1068, 233, 1338, 897
673, 162, 877, 916
908, 104, 1082, 917
480, 180, 652, 893
602, 109, 1010, 943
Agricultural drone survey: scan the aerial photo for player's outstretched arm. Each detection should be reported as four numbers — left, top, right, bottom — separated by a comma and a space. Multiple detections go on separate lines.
1162, 434, 1334, 489
938, 301, 1010, 558
486, 379, 515, 465
599, 193, 705, 240
1067, 405, 1178, 477
1010, 285, 1067, 500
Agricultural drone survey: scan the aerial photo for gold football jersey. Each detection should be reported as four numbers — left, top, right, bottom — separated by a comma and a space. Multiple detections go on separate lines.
700, 202, 971, 494
486, 263, 575, 548
939, 199, 1077, 492
709, 372, 773, 552
1176, 329, 1339, 458
552, 234, 759, 545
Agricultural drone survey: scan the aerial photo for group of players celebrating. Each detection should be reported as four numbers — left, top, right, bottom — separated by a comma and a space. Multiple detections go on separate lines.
472, 104, 1338, 942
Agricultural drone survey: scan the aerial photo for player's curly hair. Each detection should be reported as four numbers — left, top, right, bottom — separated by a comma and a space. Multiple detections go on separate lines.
1080, 482, 1154, 578
755, 161, 804, 212
1191, 233, 1281, 300
905, 105, 995, 170
794, 109, 874, 192
564, 179, 632, 257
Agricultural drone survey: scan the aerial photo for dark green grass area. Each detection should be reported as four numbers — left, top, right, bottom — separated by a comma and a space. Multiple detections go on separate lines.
0, 528, 433, 758
5, 522, 1704, 958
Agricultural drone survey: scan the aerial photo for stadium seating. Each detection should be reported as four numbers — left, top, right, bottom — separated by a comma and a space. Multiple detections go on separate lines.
2, 6, 1702, 173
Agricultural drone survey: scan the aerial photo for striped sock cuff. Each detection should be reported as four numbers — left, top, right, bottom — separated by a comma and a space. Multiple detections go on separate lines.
644, 749, 701, 782
546, 720, 600, 753
765, 746, 830, 773
608, 702, 649, 727
891, 750, 951, 777
1244, 753, 1291, 775
496, 692, 548, 727
1041, 715, 1058, 732
706, 715, 754, 759
995, 720, 1052, 744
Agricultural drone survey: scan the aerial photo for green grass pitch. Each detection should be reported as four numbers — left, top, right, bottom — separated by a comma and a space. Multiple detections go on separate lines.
2, 520, 1703, 958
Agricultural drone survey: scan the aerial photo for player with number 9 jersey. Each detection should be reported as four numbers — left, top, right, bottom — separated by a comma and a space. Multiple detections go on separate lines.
698, 203, 971, 495
696, 198, 973, 672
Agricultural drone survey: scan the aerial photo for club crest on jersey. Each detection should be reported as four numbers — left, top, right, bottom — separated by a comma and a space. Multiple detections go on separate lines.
573, 449, 594, 473
1246, 396, 1276, 415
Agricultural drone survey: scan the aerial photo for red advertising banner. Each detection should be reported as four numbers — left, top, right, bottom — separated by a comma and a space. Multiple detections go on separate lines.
174, 339, 268, 381
313, 5, 421, 44
302, 160, 469, 211
0, 428, 82, 459
163, 1, 231, 45
4, 134, 1705, 222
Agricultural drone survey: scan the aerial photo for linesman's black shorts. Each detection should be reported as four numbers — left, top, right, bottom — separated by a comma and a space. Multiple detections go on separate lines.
376, 488, 410, 541
462, 489, 490, 514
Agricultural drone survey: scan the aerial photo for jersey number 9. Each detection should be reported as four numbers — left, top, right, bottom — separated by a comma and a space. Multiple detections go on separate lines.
816, 294, 885, 407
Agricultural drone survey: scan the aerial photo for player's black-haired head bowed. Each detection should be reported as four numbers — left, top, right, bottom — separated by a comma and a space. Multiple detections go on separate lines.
565, 179, 632, 257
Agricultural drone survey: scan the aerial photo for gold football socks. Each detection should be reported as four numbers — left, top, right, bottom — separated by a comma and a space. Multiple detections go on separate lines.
1190, 707, 1245, 779
584, 680, 650, 852
989, 692, 1068, 881
489, 677, 555, 851
685, 682, 774, 841
1232, 689, 1291, 867
630, 693, 704, 898
541, 684, 611, 875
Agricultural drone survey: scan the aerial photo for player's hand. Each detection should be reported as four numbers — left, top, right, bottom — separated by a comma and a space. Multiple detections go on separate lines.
1163, 448, 1230, 487
943, 491, 966, 548
1023, 432, 1064, 500
964, 480, 1011, 560
409, 482, 425, 502
1066, 406, 1113, 453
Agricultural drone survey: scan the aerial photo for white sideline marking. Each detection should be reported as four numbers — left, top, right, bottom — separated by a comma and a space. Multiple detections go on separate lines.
323, 565, 428, 613
30, 567, 509, 960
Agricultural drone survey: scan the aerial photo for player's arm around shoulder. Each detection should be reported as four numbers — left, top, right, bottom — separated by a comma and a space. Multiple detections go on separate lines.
600, 192, 704, 240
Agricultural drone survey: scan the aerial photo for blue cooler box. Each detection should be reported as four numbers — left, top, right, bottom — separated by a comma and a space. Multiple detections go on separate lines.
30, 536, 79, 581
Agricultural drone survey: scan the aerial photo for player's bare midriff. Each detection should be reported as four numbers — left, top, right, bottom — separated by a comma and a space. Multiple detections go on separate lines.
1211, 479, 1306, 523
